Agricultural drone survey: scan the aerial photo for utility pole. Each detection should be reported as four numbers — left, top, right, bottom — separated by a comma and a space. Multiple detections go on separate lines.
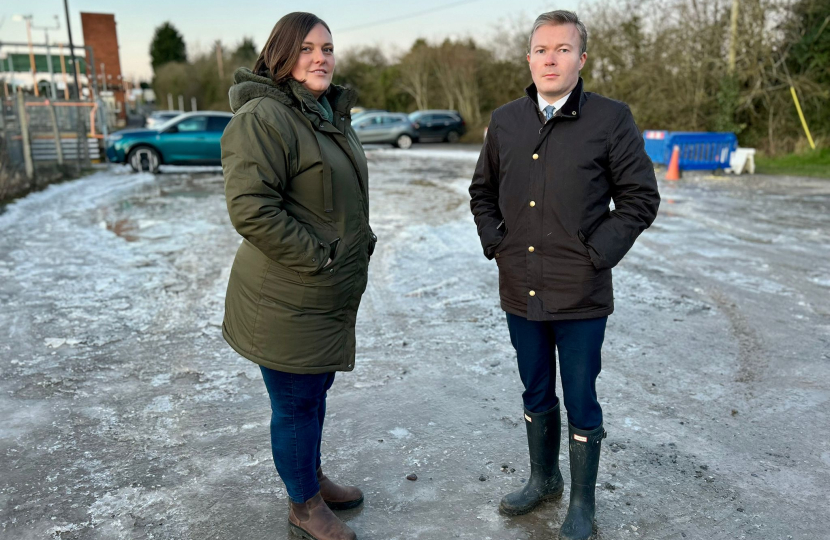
63, 0, 81, 99
728, 0, 740, 75
32, 16, 62, 100
216, 41, 225, 79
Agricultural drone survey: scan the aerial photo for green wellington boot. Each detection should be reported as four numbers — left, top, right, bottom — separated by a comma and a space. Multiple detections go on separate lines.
559, 423, 606, 540
499, 403, 565, 515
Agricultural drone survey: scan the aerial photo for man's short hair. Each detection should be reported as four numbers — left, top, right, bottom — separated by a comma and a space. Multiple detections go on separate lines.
528, 10, 588, 55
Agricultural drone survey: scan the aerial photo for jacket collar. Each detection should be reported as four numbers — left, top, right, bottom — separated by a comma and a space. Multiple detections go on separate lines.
228, 67, 357, 126
525, 77, 585, 120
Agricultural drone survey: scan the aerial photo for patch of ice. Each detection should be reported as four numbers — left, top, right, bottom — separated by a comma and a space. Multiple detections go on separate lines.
353, 380, 385, 388
151, 373, 171, 387
624, 417, 642, 431
144, 395, 173, 413
375, 148, 482, 161
389, 427, 411, 439
44, 338, 65, 348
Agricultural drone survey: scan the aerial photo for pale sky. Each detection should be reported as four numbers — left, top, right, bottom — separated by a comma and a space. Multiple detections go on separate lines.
0, 0, 582, 81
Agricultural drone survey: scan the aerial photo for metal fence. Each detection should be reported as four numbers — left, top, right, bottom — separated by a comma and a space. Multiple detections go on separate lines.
1, 91, 107, 201
643, 130, 738, 170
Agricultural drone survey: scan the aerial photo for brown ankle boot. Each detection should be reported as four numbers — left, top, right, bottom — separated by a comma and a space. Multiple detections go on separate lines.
289, 492, 357, 540
317, 467, 364, 510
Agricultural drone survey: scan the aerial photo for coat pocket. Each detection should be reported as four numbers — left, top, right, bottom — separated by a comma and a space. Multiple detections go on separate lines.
300, 237, 342, 284
492, 225, 509, 258
577, 229, 597, 266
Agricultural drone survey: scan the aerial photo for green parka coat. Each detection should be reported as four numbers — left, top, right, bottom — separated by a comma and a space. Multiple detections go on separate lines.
221, 68, 375, 374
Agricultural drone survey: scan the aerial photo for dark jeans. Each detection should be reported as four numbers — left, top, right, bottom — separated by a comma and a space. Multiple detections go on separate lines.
506, 313, 607, 430
260, 366, 335, 504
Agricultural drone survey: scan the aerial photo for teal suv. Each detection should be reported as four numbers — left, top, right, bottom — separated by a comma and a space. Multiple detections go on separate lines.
106, 111, 233, 172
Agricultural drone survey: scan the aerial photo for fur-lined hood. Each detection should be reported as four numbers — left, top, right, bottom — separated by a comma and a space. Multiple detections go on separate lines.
228, 67, 357, 123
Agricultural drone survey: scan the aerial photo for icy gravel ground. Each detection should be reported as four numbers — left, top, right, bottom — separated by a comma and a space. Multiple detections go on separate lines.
1, 147, 828, 539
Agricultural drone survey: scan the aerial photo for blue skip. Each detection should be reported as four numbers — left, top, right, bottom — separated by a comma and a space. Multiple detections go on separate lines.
643, 131, 737, 170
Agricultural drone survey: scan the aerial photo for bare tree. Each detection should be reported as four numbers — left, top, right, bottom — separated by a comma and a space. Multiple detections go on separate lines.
398, 40, 431, 111
433, 39, 482, 123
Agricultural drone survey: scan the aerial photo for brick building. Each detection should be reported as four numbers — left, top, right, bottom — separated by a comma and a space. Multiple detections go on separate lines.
81, 12, 126, 124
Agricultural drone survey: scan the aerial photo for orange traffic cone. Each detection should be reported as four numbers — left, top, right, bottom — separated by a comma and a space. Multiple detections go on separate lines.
666, 145, 681, 181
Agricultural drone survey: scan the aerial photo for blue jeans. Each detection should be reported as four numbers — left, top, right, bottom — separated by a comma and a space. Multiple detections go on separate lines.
260, 366, 335, 503
506, 313, 607, 430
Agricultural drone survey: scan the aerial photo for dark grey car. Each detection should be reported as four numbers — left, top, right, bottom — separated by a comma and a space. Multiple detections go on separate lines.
409, 110, 467, 143
352, 112, 418, 149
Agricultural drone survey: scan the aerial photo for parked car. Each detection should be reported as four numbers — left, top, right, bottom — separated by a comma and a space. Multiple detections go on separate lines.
106, 111, 233, 173
352, 112, 418, 149
351, 109, 386, 122
408, 110, 467, 143
145, 110, 184, 128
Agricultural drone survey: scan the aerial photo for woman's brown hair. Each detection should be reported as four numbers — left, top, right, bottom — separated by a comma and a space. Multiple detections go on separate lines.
253, 12, 332, 85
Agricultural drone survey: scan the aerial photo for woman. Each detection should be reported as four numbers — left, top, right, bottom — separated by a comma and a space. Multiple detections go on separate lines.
220, 12, 376, 540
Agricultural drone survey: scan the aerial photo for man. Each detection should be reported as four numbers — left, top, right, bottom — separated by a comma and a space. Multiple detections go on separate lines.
469, 10, 660, 540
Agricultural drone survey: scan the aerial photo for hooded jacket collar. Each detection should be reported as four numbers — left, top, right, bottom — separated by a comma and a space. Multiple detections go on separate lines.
228, 67, 357, 126
525, 77, 586, 120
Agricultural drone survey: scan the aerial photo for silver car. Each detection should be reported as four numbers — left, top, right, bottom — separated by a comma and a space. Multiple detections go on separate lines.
352, 112, 418, 149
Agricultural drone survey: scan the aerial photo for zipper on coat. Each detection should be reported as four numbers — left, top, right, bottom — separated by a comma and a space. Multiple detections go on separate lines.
322, 159, 334, 213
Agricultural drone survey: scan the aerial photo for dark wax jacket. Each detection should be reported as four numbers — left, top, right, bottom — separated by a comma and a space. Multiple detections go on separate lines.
470, 78, 660, 320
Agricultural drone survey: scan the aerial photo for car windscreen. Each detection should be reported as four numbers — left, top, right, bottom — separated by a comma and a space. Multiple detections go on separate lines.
155, 114, 186, 131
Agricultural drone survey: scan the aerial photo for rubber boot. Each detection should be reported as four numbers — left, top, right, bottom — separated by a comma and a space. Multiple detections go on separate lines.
559, 423, 606, 540
499, 403, 565, 515
317, 467, 364, 510
288, 492, 357, 540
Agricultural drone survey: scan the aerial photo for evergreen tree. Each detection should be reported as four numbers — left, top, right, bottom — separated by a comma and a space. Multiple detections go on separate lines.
150, 22, 187, 71
235, 37, 258, 59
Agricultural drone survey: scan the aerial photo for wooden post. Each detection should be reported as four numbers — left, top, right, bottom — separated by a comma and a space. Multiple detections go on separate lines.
72, 51, 83, 100
25, 18, 40, 97
47, 101, 65, 166
17, 90, 35, 179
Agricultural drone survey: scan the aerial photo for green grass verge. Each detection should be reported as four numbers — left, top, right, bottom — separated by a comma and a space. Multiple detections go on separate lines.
755, 148, 830, 179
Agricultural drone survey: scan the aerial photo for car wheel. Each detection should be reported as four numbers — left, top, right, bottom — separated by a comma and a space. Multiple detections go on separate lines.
446, 130, 460, 143
128, 146, 161, 173
395, 134, 413, 149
